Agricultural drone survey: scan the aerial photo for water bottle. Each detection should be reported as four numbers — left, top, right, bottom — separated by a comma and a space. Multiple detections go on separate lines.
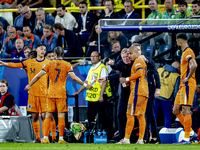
97, 129, 101, 136
102, 129, 106, 135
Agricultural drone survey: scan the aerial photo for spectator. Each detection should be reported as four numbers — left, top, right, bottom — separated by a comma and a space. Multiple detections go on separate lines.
11, 38, 25, 63
75, 1, 96, 46
70, 0, 90, 21
53, 23, 83, 57
131, 0, 163, 45
4, 27, 22, 57
86, 23, 108, 57
101, 0, 120, 19
55, 4, 77, 31
0, 80, 15, 116
191, 82, 200, 136
45, 50, 54, 61
120, 0, 141, 40
0, 22, 9, 52
22, 6, 36, 32
23, 46, 32, 59
23, 26, 41, 50
0, 15, 10, 31
175, 1, 191, 19
191, 0, 200, 16
13, 1, 25, 36
41, 24, 58, 52
73, 51, 112, 138
154, 62, 180, 128
108, 40, 122, 62
33, 7, 55, 38
105, 31, 128, 57
0, 1, 12, 8
162, 0, 178, 47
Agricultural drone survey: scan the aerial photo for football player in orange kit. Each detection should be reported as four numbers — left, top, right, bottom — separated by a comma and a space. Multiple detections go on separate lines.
118, 45, 148, 144
173, 33, 198, 144
0, 44, 51, 143
25, 46, 92, 143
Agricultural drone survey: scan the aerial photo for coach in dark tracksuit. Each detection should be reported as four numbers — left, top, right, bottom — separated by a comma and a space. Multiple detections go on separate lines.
108, 53, 156, 140
144, 58, 160, 143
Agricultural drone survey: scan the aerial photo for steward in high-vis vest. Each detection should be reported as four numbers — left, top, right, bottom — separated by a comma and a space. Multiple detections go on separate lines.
154, 62, 180, 128
72, 51, 112, 138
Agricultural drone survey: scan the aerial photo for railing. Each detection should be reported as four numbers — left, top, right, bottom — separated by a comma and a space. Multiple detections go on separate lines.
0, 4, 192, 19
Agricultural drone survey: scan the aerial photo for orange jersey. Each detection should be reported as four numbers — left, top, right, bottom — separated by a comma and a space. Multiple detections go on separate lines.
130, 57, 148, 98
180, 47, 196, 87
8, 58, 50, 96
42, 59, 73, 98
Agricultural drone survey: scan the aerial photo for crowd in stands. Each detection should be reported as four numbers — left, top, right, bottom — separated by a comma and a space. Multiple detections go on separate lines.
0, 0, 200, 143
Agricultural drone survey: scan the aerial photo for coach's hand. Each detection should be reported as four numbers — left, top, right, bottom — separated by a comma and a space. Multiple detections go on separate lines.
97, 77, 106, 82
119, 77, 126, 84
99, 95, 104, 103
25, 84, 31, 91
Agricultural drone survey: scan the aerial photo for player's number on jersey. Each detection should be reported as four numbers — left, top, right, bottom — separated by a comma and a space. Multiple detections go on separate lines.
54, 68, 61, 83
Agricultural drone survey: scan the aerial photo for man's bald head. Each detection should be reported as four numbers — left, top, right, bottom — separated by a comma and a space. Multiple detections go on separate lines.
15, 38, 24, 51
172, 61, 180, 73
8, 27, 17, 39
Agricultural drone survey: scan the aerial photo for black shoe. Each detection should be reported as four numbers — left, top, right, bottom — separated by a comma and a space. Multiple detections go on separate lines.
52, 139, 57, 143
34, 139, 41, 143
149, 139, 159, 144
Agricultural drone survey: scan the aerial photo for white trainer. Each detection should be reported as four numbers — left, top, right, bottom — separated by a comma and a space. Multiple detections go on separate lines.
136, 139, 144, 144
116, 139, 130, 144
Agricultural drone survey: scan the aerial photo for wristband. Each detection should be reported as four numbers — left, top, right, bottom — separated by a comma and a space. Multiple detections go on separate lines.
126, 77, 129, 82
83, 83, 87, 87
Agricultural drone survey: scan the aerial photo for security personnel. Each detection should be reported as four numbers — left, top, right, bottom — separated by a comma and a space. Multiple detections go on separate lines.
73, 51, 112, 137
154, 62, 180, 128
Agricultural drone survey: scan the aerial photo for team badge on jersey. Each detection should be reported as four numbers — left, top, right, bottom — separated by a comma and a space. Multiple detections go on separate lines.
28, 105, 32, 109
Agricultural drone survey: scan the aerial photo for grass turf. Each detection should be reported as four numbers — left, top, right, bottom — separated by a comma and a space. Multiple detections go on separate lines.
0, 143, 199, 150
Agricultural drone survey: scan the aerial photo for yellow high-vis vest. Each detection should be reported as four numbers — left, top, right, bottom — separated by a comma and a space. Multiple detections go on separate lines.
86, 63, 112, 102
157, 67, 180, 99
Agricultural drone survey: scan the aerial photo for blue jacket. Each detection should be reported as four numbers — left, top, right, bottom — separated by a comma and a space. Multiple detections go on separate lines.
4, 35, 22, 54
33, 14, 55, 38
120, 11, 141, 40
41, 32, 58, 52
191, 91, 200, 113
0, 17, 10, 30
11, 50, 25, 63
75, 12, 96, 34
23, 34, 41, 50
57, 29, 83, 57
13, 15, 24, 31
0, 31, 9, 50
156, 64, 180, 102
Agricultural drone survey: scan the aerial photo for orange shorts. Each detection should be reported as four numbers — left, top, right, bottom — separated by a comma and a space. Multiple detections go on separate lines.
46, 98, 68, 113
27, 94, 46, 113
127, 94, 148, 116
174, 85, 196, 106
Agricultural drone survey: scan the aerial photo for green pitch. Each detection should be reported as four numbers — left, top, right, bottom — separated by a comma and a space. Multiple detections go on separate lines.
0, 143, 199, 150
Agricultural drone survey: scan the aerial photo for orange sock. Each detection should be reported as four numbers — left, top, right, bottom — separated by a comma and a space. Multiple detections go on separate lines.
58, 117, 65, 137
184, 114, 192, 138
125, 115, 135, 139
137, 116, 146, 140
32, 120, 40, 140
44, 117, 51, 137
177, 112, 193, 132
42, 121, 45, 136
51, 120, 56, 140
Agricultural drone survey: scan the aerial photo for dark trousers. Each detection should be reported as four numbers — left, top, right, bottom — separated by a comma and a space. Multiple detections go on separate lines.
87, 94, 108, 130
154, 99, 173, 128
117, 96, 129, 140
144, 87, 158, 140
192, 111, 200, 133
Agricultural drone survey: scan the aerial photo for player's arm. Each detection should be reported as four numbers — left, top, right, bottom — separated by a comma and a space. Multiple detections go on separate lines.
24, 70, 46, 91
0, 61, 23, 68
69, 72, 92, 90
183, 58, 197, 84
120, 69, 143, 84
